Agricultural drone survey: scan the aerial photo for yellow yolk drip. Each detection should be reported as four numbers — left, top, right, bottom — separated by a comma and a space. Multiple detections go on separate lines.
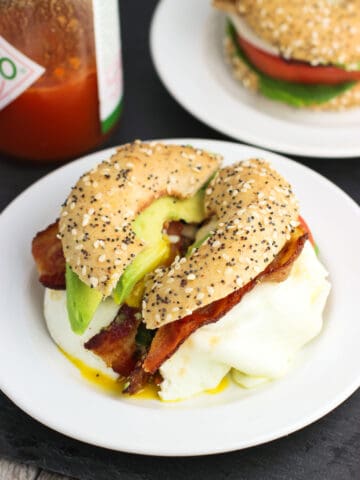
60, 348, 160, 399
206, 375, 229, 395
60, 348, 229, 400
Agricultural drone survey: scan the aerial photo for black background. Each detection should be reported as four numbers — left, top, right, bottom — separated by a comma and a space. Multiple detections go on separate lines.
0, 1, 359, 479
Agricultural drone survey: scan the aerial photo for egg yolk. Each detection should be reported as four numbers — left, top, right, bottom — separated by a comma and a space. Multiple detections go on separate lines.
60, 348, 229, 401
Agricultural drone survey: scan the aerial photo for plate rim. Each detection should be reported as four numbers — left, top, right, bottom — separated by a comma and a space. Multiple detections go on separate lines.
150, 0, 360, 159
0, 139, 359, 456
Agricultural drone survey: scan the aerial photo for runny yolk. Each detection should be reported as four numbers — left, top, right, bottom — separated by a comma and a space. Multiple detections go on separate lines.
59, 348, 160, 400
60, 348, 230, 401
206, 375, 229, 395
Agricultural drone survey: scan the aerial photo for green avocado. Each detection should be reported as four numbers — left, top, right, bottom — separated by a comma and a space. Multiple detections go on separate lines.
113, 189, 206, 304
65, 264, 102, 334
187, 217, 218, 256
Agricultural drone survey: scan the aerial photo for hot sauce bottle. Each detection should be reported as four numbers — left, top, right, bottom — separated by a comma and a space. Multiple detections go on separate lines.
0, 0, 122, 162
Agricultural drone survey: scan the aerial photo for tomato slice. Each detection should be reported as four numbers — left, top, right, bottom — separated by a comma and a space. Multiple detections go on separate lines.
237, 35, 360, 85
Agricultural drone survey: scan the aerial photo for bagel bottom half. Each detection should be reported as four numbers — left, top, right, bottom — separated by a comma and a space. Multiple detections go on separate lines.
225, 34, 360, 111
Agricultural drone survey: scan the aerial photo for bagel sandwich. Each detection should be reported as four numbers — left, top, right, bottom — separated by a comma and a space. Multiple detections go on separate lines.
214, 0, 360, 110
32, 141, 330, 401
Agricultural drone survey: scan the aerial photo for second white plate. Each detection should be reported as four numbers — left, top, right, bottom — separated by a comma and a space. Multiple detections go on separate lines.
151, 0, 360, 158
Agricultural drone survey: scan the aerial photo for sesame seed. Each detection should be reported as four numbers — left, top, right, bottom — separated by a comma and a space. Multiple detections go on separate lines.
82, 214, 90, 227
207, 286, 214, 295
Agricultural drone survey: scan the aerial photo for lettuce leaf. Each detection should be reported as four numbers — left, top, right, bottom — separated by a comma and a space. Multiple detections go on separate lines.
227, 22, 355, 107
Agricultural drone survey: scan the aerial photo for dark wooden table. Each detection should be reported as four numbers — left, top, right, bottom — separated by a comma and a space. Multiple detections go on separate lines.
0, 2, 359, 479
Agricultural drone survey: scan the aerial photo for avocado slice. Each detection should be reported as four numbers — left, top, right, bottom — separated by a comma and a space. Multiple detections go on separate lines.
65, 264, 102, 334
113, 239, 170, 305
113, 189, 206, 304
187, 217, 218, 256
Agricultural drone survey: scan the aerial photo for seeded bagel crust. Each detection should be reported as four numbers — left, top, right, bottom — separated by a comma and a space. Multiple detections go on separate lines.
142, 159, 299, 329
225, 36, 360, 110
59, 141, 221, 296
214, 0, 360, 67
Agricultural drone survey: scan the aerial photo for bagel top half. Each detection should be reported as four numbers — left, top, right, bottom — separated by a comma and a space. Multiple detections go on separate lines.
142, 159, 299, 329
59, 141, 222, 297
214, 0, 360, 67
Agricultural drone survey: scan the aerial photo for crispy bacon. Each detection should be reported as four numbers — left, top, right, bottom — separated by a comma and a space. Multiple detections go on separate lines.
264, 226, 308, 282
165, 221, 194, 261
32, 221, 66, 289
85, 305, 141, 377
143, 228, 308, 374
123, 358, 151, 395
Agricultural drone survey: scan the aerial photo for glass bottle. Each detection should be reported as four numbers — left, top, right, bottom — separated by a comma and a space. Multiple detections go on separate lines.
0, 0, 123, 162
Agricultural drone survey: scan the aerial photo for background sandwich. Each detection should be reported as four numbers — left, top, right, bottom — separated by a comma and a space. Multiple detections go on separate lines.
214, 0, 360, 109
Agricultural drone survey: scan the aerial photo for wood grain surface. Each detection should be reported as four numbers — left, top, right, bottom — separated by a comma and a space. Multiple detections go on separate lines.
0, 459, 73, 480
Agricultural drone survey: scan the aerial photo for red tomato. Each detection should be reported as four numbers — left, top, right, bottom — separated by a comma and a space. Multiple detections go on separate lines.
298, 216, 315, 247
237, 35, 360, 85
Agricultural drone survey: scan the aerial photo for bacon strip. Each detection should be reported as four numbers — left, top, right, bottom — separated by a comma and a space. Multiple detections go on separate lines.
85, 305, 141, 377
143, 229, 308, 374
263, 226, 308, 283
123, 359, 151, 394
31, 221, 66, 289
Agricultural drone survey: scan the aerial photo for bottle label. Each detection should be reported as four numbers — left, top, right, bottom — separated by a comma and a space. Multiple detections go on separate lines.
92, 0, 123, 134
0, 36, 45, 111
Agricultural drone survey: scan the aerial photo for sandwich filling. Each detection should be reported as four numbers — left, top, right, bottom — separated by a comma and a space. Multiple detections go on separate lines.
226, 19, 357, 107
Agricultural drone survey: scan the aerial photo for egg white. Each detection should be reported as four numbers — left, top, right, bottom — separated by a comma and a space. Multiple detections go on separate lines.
44, 241, 330, 400
228, 13, 280, 56
44, 289, 119, 378
159, 241, 330, 400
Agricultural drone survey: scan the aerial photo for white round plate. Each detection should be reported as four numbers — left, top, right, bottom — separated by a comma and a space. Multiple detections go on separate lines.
151, 0, 360, 158
0, 140, 359, 456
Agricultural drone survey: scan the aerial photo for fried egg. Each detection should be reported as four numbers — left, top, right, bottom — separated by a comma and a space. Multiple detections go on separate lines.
159, 241, 330, 400
44, 241, 330, 401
